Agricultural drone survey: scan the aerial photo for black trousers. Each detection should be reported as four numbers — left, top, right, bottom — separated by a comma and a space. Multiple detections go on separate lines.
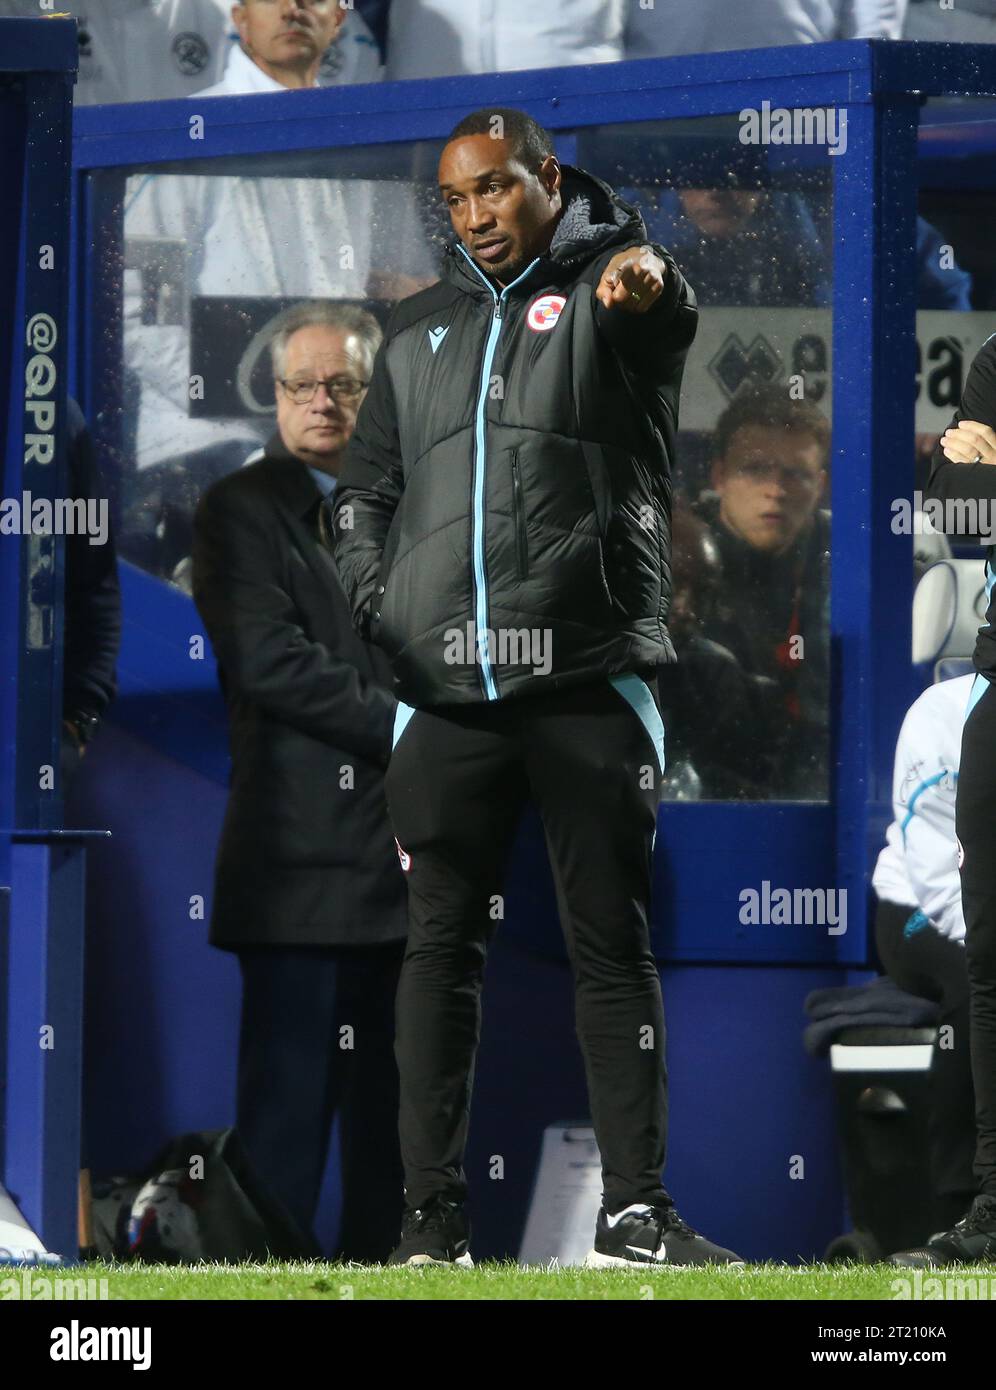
874, 898, 975, 1228
236, 941, 405, 1261
385, 672, 670, 1215
956, 672, 996, 1197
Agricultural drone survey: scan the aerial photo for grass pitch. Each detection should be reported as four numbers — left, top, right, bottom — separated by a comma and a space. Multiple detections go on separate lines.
17, 1260, 975, 1301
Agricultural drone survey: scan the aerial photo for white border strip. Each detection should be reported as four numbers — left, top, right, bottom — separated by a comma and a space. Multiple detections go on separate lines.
830, 1043, 933, 1072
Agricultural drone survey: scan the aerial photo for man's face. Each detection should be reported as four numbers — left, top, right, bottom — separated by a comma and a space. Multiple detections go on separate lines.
712, 423, 826, 553
438, 135, 562, 284
233, 0, 343, 72
679, 189, 763, 238
274, 324, 369, 472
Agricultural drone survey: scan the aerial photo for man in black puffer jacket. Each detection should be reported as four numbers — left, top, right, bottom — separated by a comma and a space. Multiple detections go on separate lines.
334, 107, 741, 1269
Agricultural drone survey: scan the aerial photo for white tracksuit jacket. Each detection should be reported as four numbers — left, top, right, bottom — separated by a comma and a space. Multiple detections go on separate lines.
872, 674, 974, 943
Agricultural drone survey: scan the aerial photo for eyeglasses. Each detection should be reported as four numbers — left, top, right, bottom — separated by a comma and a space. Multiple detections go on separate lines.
732, 461, 822, 490
279, 377, 369, 404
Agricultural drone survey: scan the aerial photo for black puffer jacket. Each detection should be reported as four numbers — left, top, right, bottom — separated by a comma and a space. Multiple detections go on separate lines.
333, 165, 698, 707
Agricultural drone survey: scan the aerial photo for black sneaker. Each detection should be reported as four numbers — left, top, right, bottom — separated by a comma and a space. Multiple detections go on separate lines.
889, 1195, 996, 1268
386, 1197, 473, 1267
585, 1201, 745, 1268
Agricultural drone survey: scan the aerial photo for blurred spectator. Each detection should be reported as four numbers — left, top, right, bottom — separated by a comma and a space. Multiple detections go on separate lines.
120, 1, 435, 578
904, 0, 996, 43
693, 382, 831, 799
872, 674, 975, 1233
191, 302, 407, 1259
625, 0, 908, 59
62, 398, 121, 779
0, 0, 384, 98
205, 0, 382, 91
185, 1, 395, 296
384, 0, 626, 81
659, 506, 781, 800
639, 186, 830, 307
316, 2, 382, 83
353, 0, 389, 59
637, 187, 969, 311
917, 217, 973, 310
0, 0, 232, 102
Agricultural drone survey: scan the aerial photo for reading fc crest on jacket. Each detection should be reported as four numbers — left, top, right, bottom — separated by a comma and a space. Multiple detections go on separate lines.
395, 837, 412, 873
527, 294, 567, 333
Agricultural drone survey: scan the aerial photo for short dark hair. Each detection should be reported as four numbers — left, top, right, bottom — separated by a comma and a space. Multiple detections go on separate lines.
713, 382, 830, 466
445, 107, 555, 174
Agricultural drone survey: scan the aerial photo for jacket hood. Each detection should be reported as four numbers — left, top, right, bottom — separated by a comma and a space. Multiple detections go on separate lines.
440, 163, 648, 295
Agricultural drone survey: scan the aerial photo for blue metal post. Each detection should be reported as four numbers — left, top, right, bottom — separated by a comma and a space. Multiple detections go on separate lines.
1, 17, 81, 1256
830, 92, 921, 960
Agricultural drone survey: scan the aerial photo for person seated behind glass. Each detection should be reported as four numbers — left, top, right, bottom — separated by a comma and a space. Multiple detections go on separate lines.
637, 186, 830, 308
872, 673, 975, 1238
659, 504, 785, 801
692, 381, 831, 800
632, 185, 971, 312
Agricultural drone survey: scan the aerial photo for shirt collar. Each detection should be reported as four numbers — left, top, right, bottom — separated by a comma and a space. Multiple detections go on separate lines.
226, 43, 318, 94
262, 431, 336, 518
308, 468, 338, 497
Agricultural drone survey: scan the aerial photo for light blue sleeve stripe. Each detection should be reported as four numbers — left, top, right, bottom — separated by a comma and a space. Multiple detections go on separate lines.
899, 770, 956, 841
966, 672, 990, 722
608, 673, 666, 775
392, 701, 417, 751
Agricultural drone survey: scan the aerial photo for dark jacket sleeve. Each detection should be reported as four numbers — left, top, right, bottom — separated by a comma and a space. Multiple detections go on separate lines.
63, 399, 122, 720
925, 332, 996, 512
592, 242, 698, 380
191, 480, 396, 767
332, 319, 405, 639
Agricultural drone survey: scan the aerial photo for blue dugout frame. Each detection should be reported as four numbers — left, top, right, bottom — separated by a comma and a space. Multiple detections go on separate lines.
1, 16, 86, 1260
69, 39, 996, 968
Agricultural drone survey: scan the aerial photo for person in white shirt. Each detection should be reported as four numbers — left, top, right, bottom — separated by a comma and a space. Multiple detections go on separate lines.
0, 0, 232, 102
131, 0, 429, 301
200, 0, 380, 94
181, 2, 380, 297
872, 674, 974, 1233
384, 0, 626, 81
121, 0, 434, 579
205, 0, 382, 88
625, 0, 907, 60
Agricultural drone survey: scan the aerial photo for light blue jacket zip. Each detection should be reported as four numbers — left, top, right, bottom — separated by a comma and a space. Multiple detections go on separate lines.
457, 244, 540, 700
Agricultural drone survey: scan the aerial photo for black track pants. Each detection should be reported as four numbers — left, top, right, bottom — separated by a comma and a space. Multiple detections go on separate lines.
956, 673, 996, 1197
385, 672, 671, 1215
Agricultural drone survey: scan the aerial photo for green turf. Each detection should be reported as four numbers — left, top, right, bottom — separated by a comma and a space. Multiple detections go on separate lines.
9, 1260, 995, 1301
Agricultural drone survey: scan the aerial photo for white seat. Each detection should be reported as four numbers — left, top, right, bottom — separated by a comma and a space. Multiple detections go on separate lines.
912, 557, 989, 666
